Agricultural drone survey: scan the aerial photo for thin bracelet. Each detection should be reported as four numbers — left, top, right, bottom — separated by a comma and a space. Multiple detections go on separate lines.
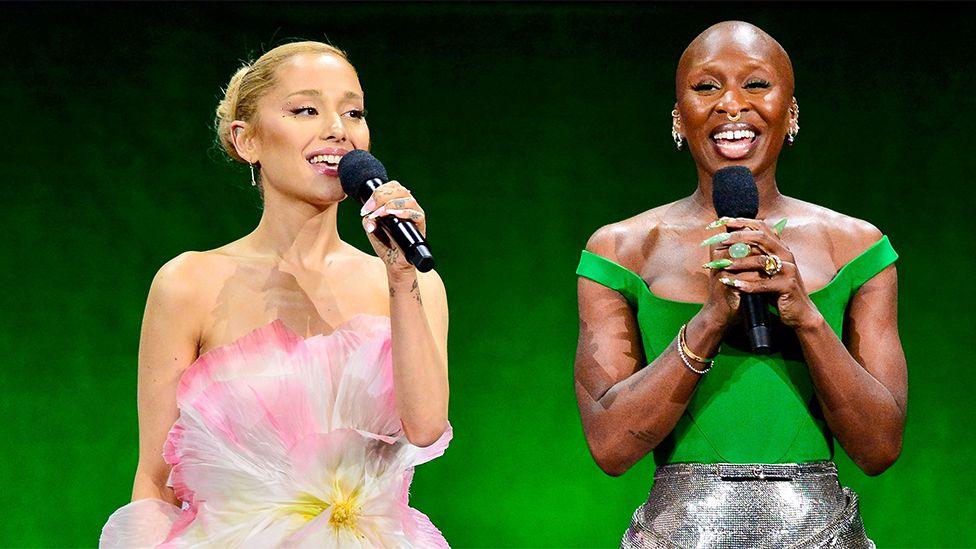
677, 324, 714, 374
680, 323, 716, 363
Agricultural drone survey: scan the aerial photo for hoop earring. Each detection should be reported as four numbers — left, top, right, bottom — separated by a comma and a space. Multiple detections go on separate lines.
787, 97, 800, 146
250, 163, 257, 187
671, 109, 683, 150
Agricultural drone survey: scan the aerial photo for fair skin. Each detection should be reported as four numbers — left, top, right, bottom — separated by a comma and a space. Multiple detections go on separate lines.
575, 22, 907, 477
131, 52, 449, 505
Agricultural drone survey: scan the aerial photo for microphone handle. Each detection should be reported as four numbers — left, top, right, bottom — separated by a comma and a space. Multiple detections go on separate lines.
741, 293, 773, 354
374, 214, 435, 272
357, 178, 436, 273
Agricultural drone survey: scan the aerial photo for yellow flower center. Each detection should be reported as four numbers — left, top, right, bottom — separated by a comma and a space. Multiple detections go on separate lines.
289, 491, 361, 532
329, 499, 356, 529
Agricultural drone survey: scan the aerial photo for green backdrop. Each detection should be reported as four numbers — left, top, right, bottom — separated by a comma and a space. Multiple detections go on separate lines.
2, 3, 973, 547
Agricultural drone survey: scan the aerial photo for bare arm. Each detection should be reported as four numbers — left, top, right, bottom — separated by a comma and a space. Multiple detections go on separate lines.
387, 269, 449, 447
574, 228, 725, 476
131, 253, 203, 504
796, 262, 906, 475
361, 180, 449, 447
716, 219, 907, 475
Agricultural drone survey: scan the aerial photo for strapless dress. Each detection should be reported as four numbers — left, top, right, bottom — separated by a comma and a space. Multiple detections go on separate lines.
100, 314, 451, 548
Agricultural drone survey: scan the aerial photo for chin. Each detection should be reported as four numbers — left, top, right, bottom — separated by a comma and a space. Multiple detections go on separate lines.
701, 149, 775, 176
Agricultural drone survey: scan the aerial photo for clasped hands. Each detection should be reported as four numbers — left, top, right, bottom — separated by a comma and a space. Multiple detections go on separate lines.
699, 217, 822, 330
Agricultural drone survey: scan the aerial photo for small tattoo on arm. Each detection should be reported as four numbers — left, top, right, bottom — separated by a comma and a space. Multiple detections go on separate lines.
627, 373, 643, 392
628, 429, 658, 446
410, 278, 422, 303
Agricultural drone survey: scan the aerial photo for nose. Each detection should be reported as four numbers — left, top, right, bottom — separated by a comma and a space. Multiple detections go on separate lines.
715, 88, 750, 119
321, 112, 347, 143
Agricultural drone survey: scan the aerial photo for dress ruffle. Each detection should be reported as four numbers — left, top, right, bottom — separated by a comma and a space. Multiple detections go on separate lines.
101, 315, 451, 548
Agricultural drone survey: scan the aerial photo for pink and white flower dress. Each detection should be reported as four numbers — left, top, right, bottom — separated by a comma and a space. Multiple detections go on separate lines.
100, 315, 451, 548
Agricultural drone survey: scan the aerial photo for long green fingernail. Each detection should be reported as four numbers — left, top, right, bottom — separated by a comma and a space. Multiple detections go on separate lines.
773, 217, 788, 235
729, 242, 751, 259
702, 259, 733, 269
705, 217, 733, 230
699, 232, 731, 247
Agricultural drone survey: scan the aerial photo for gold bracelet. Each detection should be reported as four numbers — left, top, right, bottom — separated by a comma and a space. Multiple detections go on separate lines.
679, 323, 716, 363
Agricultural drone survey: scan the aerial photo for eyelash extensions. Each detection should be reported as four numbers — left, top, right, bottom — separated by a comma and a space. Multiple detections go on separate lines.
290, 106, 367, 119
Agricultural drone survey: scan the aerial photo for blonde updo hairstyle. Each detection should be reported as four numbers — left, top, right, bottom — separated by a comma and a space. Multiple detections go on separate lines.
214, 41, 352, 190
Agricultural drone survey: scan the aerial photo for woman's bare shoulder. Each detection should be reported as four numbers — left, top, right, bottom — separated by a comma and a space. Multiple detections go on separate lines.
584, 200, 692, 270
156, 249, 240, 283
148, 249, 241, 317
784, 197, 885, 266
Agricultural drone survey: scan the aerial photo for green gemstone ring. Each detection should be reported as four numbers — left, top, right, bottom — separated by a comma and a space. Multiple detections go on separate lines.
729, 242, 751, 259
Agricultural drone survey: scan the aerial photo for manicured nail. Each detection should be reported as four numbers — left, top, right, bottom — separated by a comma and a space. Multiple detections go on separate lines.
773, 217, 788, 236
705, 217, 734, 229
700, 232, 731, 247
365, 219, 376, 233
367, 205, 387, 220
719, 277, 742, 288
729, 242, 751, 259
359, 197, 376, 216
702, 259, 733, 269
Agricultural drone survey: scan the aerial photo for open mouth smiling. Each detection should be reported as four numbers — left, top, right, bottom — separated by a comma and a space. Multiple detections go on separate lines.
710, 122, 761, 160
305, 147, 349, 177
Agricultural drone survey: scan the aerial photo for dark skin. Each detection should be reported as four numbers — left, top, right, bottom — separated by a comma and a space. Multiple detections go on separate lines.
575, 21, 907, 477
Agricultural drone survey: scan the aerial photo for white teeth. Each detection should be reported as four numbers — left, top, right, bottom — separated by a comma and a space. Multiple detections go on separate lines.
713, 129, 755, 141
308, 154, 343, 164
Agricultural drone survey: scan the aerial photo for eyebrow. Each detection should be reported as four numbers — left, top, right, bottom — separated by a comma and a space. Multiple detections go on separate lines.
285, 89, 363, 100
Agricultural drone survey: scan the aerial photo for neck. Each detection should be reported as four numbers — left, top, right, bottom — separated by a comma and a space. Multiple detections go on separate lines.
248, 188, 345, 265
692, 165, 785, 219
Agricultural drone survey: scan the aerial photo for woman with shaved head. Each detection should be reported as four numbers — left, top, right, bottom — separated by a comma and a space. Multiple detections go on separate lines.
575, 21, 902, 547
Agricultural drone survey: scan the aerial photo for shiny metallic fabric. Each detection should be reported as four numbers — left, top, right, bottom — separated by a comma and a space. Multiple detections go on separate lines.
622, 461, 874, 549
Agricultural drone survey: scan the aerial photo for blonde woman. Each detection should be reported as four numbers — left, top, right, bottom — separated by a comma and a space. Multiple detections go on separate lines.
101, 41, 450, 547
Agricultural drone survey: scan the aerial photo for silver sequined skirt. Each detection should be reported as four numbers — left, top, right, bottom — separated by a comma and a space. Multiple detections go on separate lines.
622, 461, 874, 549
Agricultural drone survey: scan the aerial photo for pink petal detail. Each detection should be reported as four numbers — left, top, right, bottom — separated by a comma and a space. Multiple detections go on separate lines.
102, 315, 450, 547
99, 498, 180, 548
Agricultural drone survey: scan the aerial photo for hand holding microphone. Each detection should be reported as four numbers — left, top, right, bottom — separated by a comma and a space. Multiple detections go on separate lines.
338, 150, 436, 273
702, 166, 820, 353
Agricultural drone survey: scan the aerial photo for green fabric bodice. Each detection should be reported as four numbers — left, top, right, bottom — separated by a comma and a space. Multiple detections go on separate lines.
576, 235, 898, 466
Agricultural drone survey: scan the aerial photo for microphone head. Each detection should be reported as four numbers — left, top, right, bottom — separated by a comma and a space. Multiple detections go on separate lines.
712, 166, 759, 219
338, 149, 388, 200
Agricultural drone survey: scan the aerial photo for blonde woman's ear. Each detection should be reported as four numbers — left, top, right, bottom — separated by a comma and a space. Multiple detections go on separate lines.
230, 121, 257, 163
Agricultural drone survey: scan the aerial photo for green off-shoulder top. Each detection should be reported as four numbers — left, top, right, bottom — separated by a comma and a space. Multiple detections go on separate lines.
576, 235, 898, 466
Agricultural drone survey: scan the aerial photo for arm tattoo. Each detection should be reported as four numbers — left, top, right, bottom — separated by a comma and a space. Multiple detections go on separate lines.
627, 372, 644, 392
410, 278, 422, 303
628, 429, 659, 447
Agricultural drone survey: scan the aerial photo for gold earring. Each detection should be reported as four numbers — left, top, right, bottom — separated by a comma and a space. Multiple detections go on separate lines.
671, 109, 683, 150
787, 97, 799, 145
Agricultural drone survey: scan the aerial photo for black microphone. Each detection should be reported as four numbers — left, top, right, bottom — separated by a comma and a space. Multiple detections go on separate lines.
338, 150, 436, 273
712, 166, 773, 354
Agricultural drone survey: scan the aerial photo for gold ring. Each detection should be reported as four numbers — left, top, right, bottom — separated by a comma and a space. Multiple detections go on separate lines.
763, 254, 783, 277
727, 112, 741, 122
